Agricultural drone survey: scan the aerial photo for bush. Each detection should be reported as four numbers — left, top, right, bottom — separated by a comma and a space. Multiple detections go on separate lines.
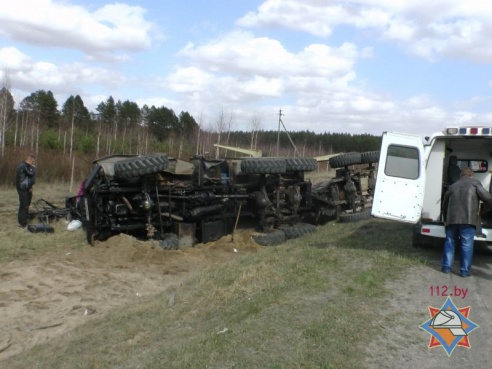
77, 135, 95, 154
40, 129, 62, 150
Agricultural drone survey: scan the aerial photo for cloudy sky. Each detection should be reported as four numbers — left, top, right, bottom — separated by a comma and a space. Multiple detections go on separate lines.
1, 0, 492, 136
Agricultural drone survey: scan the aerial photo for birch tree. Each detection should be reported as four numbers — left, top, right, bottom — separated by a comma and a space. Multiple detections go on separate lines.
61, 95, 90, 157
214, 110, 226, 158
0, 85, 14, 157
96, 96, 117, 155
249, 113, 262, 150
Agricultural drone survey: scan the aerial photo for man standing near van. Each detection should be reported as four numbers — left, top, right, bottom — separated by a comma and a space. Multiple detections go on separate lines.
441, 167, 492, 277
16, 153, 36, 228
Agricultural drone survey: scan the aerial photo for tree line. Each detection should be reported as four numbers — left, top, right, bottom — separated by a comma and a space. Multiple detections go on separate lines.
0, 88, 201, 159
0, 86, 382, 186
1, 88, 382, 158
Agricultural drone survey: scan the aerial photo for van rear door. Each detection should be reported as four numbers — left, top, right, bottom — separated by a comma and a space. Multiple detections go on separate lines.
372, 132, 426, 223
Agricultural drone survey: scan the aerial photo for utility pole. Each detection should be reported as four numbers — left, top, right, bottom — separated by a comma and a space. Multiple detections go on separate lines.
69, 97, 75, 158
276, 109, 299, 157
276, 109, 283, 156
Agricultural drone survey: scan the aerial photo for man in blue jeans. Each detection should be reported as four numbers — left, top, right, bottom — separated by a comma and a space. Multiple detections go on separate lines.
441, 167, 492, 277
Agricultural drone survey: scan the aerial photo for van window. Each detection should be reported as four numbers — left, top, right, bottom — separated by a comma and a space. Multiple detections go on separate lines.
457, 159, 488, 173
385, 145, 420, 179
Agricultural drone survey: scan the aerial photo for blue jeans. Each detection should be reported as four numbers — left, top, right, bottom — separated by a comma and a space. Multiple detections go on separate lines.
442, 224, 475, 275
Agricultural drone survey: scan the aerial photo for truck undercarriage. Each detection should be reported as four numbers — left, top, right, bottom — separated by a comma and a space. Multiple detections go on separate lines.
73, 151, 379, 247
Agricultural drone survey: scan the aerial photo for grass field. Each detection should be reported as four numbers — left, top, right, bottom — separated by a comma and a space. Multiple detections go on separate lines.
0, 182, 428, 369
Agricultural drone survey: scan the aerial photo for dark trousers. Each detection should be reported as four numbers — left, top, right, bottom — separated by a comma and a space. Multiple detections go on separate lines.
17, 189, 32, 227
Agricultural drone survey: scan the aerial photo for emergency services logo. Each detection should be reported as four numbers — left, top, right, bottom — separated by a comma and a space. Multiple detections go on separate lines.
419, 297, 479, 356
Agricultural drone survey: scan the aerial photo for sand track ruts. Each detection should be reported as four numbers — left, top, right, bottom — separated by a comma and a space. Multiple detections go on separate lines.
0, 231, 260, 360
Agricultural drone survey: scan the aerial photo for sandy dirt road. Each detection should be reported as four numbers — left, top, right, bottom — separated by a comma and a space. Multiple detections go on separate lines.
0, 231, 260, 361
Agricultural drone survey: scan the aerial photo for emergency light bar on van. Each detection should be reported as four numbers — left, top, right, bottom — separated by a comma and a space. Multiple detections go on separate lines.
445, 127, 492, 135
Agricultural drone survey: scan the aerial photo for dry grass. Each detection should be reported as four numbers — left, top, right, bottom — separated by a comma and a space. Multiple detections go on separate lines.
0, 149, 94, 187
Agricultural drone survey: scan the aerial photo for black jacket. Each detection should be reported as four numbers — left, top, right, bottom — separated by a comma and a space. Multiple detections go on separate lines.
16, 161, 36, 191
442, 176, 492, 227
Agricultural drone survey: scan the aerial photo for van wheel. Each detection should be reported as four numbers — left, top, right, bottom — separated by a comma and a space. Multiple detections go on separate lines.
329, 152, 362, 168
412, 232, 434, 249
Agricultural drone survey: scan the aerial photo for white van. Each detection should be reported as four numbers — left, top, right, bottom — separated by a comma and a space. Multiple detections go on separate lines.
371, 126, 492, 247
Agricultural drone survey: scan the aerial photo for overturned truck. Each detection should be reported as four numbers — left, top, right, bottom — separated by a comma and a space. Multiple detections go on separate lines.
76, 151, 378, 247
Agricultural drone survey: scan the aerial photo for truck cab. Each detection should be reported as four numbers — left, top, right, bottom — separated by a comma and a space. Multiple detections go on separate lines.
372, 127, 492, 247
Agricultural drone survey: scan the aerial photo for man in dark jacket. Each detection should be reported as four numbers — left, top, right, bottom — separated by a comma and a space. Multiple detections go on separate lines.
16, 153, 36, 228
441, 167, 492, 277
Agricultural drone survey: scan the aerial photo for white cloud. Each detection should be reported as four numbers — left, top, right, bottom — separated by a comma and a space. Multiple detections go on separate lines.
170, 31, 361, 103
452, 111, 476, 124
10, 60, 125, 93
156, 28, 475, 135
0, 47, 32, 69
238, 0, 492, 62
159, 33, 429, 135
0, 0, 154, 59
177, 31, 297, 76
165, 67, 214, 94
0, 46, 127, 110
238, 1, 342, 37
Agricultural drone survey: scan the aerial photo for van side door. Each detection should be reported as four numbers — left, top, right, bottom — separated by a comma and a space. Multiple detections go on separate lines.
371, 132, 426, 223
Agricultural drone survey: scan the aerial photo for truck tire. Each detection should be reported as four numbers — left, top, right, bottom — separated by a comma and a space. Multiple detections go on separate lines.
412, 231, 425, 248
279, 223, 317, 239
86, 227, 110, 245
284, 157, 318, 172
360, 151, 380, 164
158, 233, 179, 250
252, 229, 286, 246
241, 158, 286, 174
114, 154, 169, 178
86, 227, 97, 246
338, 208, 372, 223
329, 152, 362, 168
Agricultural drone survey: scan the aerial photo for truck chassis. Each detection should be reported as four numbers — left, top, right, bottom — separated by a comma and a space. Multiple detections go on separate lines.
73, 151, 378, 247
